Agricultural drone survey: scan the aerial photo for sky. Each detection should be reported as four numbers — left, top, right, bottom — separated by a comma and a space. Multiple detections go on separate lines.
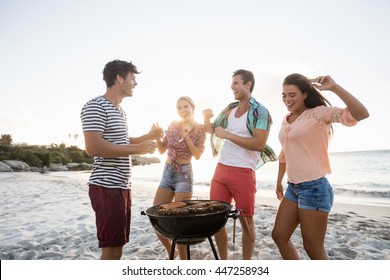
1, 0, 389, 156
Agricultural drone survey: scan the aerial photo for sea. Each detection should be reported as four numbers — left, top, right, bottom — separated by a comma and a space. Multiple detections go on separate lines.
131, 149, 390, 208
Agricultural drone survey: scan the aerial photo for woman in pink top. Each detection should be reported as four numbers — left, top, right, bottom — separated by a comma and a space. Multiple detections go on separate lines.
153, 96, 206, 259
272, 74, 369, 259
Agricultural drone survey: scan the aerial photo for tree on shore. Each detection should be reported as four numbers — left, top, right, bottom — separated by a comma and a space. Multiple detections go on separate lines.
0, 134, 93, 168
0, 134, 13, 145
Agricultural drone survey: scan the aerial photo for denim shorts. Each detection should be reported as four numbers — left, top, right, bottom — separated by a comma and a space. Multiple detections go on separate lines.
284, 177, 334, 213
158, 163, 193, 193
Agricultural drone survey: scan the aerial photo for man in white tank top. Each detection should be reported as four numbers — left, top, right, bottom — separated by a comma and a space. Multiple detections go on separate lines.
203, 69, 273, 260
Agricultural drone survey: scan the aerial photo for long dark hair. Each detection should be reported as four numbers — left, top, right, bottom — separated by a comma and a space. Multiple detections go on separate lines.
284, 73, 334, 135
283, 73, 332, 108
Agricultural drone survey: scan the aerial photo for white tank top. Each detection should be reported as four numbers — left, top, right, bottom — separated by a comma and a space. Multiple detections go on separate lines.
219, 106, 260, 169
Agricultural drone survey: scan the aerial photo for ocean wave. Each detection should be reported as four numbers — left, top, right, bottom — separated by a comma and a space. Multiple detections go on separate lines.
333, 187, 390, 198
132, 175, 390, 199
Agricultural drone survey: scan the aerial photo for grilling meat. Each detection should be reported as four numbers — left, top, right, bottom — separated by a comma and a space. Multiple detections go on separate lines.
160, 201, 186, 210
158, 200, 227, 215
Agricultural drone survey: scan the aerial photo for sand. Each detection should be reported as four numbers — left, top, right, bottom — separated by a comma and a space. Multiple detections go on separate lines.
0, 171, 389, 261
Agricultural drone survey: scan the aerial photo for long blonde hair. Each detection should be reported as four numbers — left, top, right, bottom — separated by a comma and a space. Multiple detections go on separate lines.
177, 96, 195, 111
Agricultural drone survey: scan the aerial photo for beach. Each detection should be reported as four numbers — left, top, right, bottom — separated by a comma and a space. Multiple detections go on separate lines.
1, 170, 389, 261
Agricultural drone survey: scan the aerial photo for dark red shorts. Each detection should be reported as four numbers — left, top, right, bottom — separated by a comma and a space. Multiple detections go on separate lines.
210, 163, 256, 216
89, 184, 131, 248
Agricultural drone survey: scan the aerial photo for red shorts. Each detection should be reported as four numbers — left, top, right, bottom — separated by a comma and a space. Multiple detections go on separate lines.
89, 184, 131, 248
210, 163, 256, 216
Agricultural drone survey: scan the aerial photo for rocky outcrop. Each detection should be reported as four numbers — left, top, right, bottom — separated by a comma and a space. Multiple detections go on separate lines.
49, 164, 69, 172
148, 157, 161, 164
0, 161, 13, 172
2, 160, 30, 172
0, 156, 160, 172
132, 155, 161, 165
66, 162, 93, 171
49, 163, 93, 171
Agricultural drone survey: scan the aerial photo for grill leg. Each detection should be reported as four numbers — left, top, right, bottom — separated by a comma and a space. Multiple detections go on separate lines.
169, 239, 177, 260
208, 236, 219, 260
186, 243, 191, 260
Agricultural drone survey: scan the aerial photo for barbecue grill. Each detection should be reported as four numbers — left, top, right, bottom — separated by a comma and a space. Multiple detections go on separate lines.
141, 200, 240, 260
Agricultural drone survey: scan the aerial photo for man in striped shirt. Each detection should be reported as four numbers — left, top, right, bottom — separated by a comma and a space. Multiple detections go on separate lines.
81, 60, 161, 260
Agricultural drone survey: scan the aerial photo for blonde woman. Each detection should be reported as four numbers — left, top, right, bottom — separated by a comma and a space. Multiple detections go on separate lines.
153, 96, 206, 259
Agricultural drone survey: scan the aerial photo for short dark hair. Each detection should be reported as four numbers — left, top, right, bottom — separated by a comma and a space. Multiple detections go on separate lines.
102, 60, 140, 88
233, 69, 255, 93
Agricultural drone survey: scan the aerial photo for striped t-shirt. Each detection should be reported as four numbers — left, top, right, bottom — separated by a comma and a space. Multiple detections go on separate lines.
80, 96, 132, 189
